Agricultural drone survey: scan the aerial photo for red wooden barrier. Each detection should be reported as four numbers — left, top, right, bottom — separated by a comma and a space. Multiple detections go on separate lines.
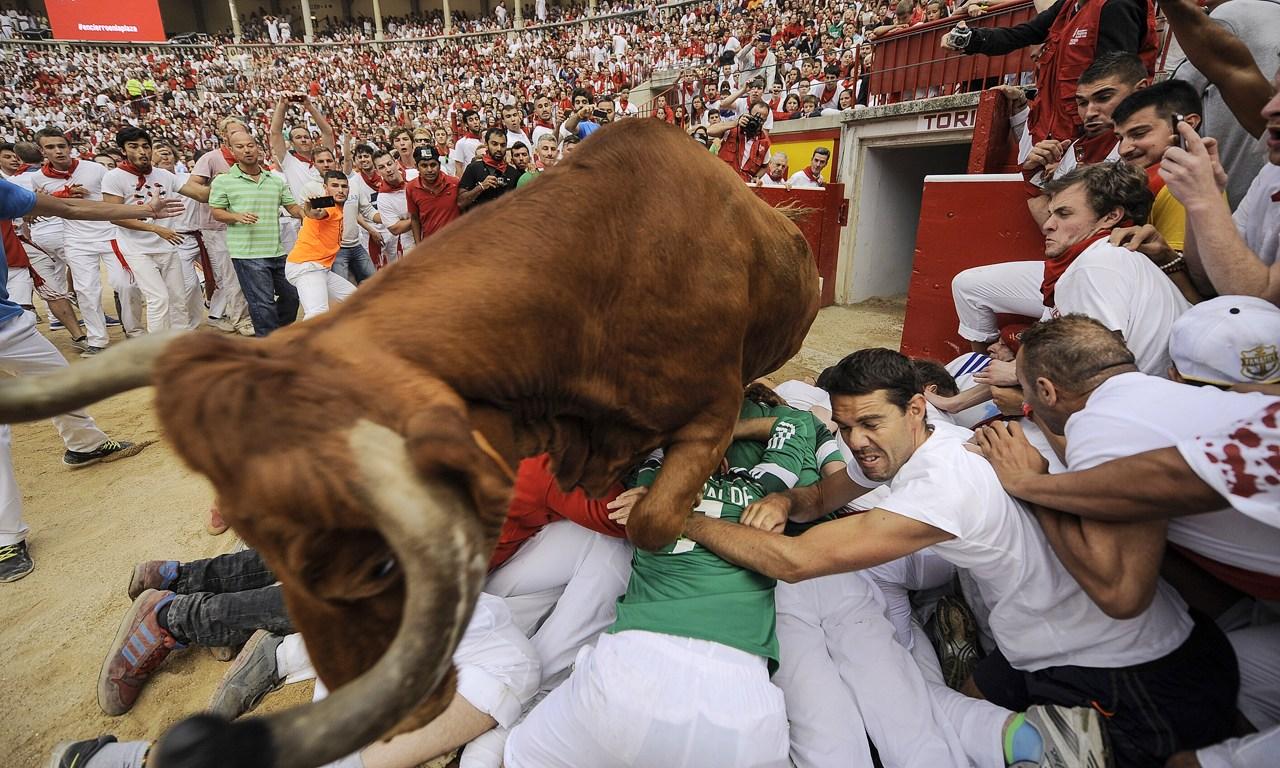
868, 1, 1038, 105
901, 175, 1042, 360
752, 184, 846, 308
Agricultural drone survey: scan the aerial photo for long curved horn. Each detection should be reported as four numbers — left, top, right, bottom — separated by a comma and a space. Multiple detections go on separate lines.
0, 330, 181, 423
151, 419, 490, 768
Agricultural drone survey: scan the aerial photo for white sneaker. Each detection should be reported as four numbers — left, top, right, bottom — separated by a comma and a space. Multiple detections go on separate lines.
1025, 704, 1111, 768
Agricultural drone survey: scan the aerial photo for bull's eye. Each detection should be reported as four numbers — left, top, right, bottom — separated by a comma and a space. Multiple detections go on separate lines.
372, 556, 397, 580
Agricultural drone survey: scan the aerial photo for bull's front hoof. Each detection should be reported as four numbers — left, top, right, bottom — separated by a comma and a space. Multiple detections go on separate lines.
150, 714, 275, 768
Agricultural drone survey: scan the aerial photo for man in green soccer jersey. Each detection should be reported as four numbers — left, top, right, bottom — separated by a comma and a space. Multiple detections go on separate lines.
504, 409, 821, 768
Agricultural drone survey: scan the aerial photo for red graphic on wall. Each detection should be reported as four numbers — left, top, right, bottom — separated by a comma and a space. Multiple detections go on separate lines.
46, 0, 166, 43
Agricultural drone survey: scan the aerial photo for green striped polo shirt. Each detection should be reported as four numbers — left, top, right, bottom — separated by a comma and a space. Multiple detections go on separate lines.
208, 164, 296, 259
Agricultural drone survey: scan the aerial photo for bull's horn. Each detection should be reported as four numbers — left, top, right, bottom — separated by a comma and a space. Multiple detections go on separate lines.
151, 419, 488, 768
0, 330, 180, 423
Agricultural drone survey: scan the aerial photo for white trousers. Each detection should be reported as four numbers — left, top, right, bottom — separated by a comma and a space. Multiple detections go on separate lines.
284, 261, 356, 319
774, 572, 976, 768
125, 251, 188, 332
316, 594, 541, 768
64, 249, 142, 346
506, 630, 789, 768
483, 520, 633, 690
0, 312, 109, 546
279, 217, 300, 257
1197, 725, 1280, 768
6, 267, 32, 306
1230, 621, 1280, 729
201, 230, 248, 324
866, 549, 958, 650
950, 260, 1044, 343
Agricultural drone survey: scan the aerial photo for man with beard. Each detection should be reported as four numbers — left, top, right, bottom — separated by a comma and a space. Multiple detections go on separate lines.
459, 129, 521, 209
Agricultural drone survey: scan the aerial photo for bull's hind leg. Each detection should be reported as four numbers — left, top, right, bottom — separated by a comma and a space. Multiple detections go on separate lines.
627, 396, 738, 551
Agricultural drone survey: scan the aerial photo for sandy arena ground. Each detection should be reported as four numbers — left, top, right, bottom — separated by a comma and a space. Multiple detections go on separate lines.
1, 298, 904, 766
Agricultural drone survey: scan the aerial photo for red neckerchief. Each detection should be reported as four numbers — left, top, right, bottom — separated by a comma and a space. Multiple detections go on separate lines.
619, 98, 629, 110
803, 166, 824, 185
1041, 228, 1119, 307
41, 158, 78, 180
359, 169, 380, 189
1272, 190, 1280, 203
1145, 163, 1166, 197
821, 81, 838, 103
753, 48, 768, 65
378, 175, 406, 193
117, 160, 149, 190
289, 149, 313, 167
221, 147, 236, 165
14, 163, 31, 174
482, 155, 509, 173
462, 131, 480, 141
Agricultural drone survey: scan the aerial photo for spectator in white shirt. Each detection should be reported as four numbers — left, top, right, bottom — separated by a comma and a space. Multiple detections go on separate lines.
788, 147, 830, 188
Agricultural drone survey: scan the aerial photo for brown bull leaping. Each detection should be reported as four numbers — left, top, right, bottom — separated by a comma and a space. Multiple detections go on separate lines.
0, 119, 819, 768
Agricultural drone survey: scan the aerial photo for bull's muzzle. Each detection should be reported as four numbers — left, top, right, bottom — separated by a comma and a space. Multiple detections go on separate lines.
151, 420, 489, 768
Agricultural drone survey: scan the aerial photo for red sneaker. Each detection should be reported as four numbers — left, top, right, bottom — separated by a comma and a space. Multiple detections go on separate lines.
97, 589, 182, 716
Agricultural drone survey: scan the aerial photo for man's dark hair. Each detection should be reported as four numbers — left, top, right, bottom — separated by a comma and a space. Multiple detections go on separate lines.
1043, 161, 1152, 226
115, 126, 151, 149
34, 127, 68, 146
813, 146, 831, 158
461, 109, 480, 121
744, 382, 787, 408
510, 141, 528, 153
821, 348, 920, 410
0, 142, 13, 154
1079, 52, 1147, 87
911, 359, 958, 397
570, 87, 591, 103
372, 149, 394, 163
484, 127, 506, 143
560, 134, 580, 146
322, 169, 347, 182
1111, 79, 1203, 128
389, 127, 412, 142
354, 143, 377, 157
1019, 314, 1135, 394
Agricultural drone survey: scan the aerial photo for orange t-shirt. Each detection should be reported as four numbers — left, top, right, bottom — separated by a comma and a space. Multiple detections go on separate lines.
287, 206, 343, 269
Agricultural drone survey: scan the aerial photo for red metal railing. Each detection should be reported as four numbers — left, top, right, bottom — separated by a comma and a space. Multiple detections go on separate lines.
867, 0, 1039, 105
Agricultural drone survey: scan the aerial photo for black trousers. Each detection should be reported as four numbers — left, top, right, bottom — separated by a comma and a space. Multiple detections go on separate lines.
164, 549, 294, 648
972, 611, 1238, 768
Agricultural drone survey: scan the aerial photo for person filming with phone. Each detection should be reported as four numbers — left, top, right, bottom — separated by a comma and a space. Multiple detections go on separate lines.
284, 170, 356, 320
458, 128, 521, 210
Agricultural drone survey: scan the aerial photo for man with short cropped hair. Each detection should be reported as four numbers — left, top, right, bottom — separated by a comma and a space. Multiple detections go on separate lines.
518, 135, 559, 188
451, 110, 485, 176
373, 150, 415, 262
788, 147, 830, 188
285, 171, 356, 319
503, 106, 533, 156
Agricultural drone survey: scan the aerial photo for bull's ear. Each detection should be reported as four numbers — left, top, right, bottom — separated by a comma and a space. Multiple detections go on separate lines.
401, 406, 515, 529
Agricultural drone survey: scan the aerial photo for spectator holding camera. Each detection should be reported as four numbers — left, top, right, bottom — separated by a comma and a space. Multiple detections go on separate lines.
562, 97, 615, 140
458, 128, 521, 210
709, 99, 773, 182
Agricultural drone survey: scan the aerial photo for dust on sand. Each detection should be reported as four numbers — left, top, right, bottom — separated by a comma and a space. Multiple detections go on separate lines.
1, 298, 903, 766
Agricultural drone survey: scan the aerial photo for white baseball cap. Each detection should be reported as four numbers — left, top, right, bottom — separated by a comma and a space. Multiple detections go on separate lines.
1170, 295, 1280, 386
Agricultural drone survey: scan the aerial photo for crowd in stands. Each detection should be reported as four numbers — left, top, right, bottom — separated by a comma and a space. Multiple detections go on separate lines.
2, 0, 1280, 767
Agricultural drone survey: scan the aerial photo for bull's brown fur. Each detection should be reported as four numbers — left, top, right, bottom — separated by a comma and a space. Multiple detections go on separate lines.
152, 119, 818, 748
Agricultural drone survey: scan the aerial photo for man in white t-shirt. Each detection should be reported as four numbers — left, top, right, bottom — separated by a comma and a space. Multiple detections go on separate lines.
451, 110, 484, 177
502, 105, 533, 158
269, 94, 335, 254
787, 147, 829, 189
685, 347, 1235, 768
29, 126, 144, 354
373, 150, 416, 262
101, 127, 188, 332
954, 162, 1188, 374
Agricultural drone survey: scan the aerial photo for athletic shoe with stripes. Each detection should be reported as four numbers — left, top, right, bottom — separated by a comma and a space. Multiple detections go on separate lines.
1025, 703, 1112, 768
63, 439, 146, 469
98, 589, 181, 716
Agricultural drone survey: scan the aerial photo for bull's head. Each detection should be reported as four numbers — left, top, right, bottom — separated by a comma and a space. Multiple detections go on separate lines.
0, 332, 513, 767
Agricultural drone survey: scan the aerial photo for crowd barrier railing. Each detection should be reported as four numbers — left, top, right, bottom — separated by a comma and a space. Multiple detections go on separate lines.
867, 0, 1038, 105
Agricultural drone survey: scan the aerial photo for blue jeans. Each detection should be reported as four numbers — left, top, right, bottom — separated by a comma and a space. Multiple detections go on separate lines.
165, 549, 293, 648
231, 256, 298, 337
332, 244, 376, 285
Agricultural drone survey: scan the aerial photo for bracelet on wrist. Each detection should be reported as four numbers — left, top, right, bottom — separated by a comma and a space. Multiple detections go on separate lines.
1160, 253, 1187, 274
